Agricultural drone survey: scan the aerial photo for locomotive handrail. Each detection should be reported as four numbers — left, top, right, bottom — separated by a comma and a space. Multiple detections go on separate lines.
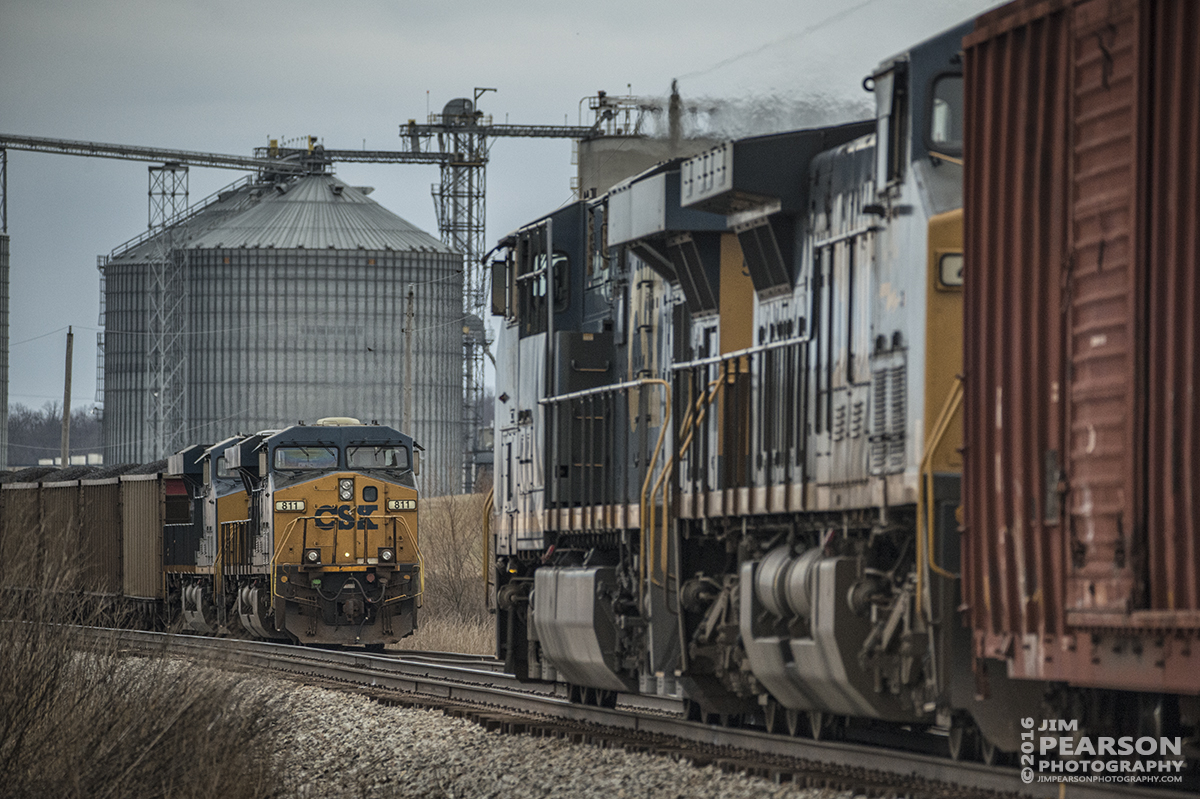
271, 516, 307, 609
648, 373, 725, 597
270, 515, 322, 608
538, 376, 664, 404
271, 513, 401, 569
669, 334, 810, 372
217, 518, 253, 584
392, 514, 424, 601
538, 376, 673, 615
647, 372, 727, 619
270, 513, 417, 607
916, 376, 964, 620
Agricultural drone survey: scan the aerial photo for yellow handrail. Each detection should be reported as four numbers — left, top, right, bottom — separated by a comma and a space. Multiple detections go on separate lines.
635, 379, 672, 612
916, 377, 964, 618
393, 514, 425, 601
269, 512, 422, 607
648, 374, 724, 588
270, 515, 308, 608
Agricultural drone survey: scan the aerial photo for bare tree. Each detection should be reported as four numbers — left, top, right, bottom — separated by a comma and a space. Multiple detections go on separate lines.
418, 493, 488, 624
7, 402, 102, 467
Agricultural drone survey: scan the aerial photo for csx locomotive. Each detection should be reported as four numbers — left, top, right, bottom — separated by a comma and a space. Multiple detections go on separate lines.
170, 418, 422, 647
2, 418, 422, 648
489, 0, 1200, 764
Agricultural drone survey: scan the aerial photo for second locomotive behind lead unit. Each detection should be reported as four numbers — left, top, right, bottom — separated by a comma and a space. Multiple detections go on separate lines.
172, 417, 422, 647
488, 18, 1053, 756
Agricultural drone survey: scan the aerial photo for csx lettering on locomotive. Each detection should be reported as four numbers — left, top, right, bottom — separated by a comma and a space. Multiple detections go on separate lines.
314, 504, 379, 530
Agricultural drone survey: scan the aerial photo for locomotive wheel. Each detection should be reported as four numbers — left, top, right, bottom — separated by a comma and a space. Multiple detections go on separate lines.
764, 699, 784, 734
785, 708, 804, 737
980, 736, 1008, 766
809, 711, 841, 741
948, 717, 979, 762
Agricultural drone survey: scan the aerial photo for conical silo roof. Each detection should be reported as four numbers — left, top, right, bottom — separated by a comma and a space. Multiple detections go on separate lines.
110, 173, 452, 263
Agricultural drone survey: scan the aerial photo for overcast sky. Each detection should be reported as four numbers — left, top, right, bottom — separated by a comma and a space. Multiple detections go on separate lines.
0, 0, 999, 413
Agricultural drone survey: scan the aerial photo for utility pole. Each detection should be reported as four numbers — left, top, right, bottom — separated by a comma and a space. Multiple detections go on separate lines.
403, 284, 415, 434
60, 326, 73, 467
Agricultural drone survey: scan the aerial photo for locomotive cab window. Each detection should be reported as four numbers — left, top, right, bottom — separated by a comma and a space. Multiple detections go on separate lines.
873, 62, 909, 190
347, 445, 410, 470
214, 456, 234, 479
536, 250, 570, 312
517, 237, 570, 336
273, 446, 338, 470
928, 74, 963, 155
491, 258, 509, 317
587, 205, 608, 278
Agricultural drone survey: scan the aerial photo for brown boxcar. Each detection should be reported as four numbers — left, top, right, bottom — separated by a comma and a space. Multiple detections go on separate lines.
0, 482, 41, 587
121, 474, 164, 601
80, 478, 123, 596
963, 0, 1200, 693
41, 480, 84, 582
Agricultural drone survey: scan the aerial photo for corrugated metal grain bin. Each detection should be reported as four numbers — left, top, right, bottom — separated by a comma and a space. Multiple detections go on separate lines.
962, 0, 1200, 693
102, 173, 464, 489
120, 474, 163, 600
80, 479, 123, 595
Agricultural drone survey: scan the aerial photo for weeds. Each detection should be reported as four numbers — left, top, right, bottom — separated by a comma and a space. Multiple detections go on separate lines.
392, 612, 493, 655
0, 509, 283, 799
392, 492, 494, 656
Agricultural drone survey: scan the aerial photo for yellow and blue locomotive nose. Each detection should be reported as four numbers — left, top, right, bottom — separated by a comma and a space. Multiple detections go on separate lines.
268, 465, 420, 644
273, 473, 418, 567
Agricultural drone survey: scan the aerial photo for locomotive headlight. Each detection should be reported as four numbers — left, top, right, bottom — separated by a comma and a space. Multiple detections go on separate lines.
338, 478, 354, 501
303, 548, 321, 565
378, 547, 395, 564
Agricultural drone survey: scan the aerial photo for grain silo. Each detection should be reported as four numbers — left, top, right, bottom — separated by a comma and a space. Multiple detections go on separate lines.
100, 168, 464, 491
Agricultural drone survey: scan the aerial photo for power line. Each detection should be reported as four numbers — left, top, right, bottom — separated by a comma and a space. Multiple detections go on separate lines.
676, 0, 883, 81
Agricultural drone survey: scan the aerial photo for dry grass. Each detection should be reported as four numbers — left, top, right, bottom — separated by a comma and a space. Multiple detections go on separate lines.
393, 492, 495, 656
0, 518, 285, 799
391, 613, 494, 655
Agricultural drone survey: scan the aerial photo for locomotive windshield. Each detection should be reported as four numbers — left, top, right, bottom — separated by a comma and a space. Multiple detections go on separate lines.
274, 446, 338, 470
347, 445, 410, 470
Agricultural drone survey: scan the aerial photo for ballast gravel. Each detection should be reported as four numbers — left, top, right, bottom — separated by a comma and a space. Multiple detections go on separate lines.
252, 678, 862, 799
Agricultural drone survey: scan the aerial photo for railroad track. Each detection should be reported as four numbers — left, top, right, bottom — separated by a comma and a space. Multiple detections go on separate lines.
94, 628, 1193, 799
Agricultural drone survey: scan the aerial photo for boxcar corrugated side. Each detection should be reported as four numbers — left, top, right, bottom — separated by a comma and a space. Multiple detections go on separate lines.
963, 0, 1200, 693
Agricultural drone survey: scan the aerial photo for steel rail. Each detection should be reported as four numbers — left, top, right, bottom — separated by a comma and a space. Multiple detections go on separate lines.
93, 628, 1192, 799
